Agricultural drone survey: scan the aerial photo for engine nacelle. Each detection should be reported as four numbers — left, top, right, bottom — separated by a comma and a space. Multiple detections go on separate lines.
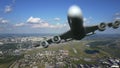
98, 22, 106, 31
112, 21, 120, 29
40, 40, 49, 48
52, 36, 61, 43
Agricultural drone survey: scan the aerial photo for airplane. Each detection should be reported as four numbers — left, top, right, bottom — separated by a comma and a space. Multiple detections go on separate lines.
34, 5, 120, 48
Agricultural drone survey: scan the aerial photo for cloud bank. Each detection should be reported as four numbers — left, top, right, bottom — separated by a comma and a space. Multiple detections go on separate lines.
26, 16, 67, 29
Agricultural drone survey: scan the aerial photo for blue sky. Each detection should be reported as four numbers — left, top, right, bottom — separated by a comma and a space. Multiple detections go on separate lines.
0, 0, 120, 34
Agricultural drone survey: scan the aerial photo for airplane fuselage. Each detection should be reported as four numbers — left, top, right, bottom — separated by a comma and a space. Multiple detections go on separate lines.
68, 17, 85, 40
68, 5, 85, 40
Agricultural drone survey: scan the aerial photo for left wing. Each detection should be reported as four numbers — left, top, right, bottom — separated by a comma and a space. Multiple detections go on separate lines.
84, 20, 120, 36
35, 30, 73, 48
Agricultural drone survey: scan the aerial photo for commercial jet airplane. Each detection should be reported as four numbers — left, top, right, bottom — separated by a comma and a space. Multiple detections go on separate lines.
35, 5, 120, 48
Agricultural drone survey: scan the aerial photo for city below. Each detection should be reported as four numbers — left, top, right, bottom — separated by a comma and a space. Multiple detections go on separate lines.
0, 34, 120, 68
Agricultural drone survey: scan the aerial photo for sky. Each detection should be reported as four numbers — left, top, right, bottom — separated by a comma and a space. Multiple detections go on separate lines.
0, 0, 120, 34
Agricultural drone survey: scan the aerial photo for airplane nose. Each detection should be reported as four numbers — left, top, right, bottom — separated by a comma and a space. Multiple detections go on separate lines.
68, 5, 83, 18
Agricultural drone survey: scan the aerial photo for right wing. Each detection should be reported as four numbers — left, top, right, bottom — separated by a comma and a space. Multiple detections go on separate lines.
84, 20, 120, 36
84, 22, 106, 35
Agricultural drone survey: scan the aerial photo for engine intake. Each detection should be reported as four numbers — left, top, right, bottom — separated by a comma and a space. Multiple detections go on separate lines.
98, 22, 106, 31
112, 21, 120, 29
40, 40, 49, 48
52, 36, 61, 43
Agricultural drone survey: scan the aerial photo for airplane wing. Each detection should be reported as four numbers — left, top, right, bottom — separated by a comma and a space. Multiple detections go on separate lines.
85, 20, 120, 35
36, 30, 73, 48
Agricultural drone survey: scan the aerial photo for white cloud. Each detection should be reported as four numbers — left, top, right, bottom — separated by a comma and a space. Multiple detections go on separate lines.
83, 17, 93, 26
1, 20, 8, 24
4, 0, 16, 13
14, 23, 25, 27
54, 18, 61, 21
83, 18, 87, 22
27, 16, 43, 24
32, 22, 67, 28
114, 12, 120, 20
0, 18, 9, 24
32, 22, 49, 28
115, 17, 120, 20
115, 13, 120, 16
4, 5, 12, 13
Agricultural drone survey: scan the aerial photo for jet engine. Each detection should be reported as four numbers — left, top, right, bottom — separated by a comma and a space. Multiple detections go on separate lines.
40, 40, 49, 48
98, 22, 106, 31
112, 21, 120, 29
52, 36, 61, 43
